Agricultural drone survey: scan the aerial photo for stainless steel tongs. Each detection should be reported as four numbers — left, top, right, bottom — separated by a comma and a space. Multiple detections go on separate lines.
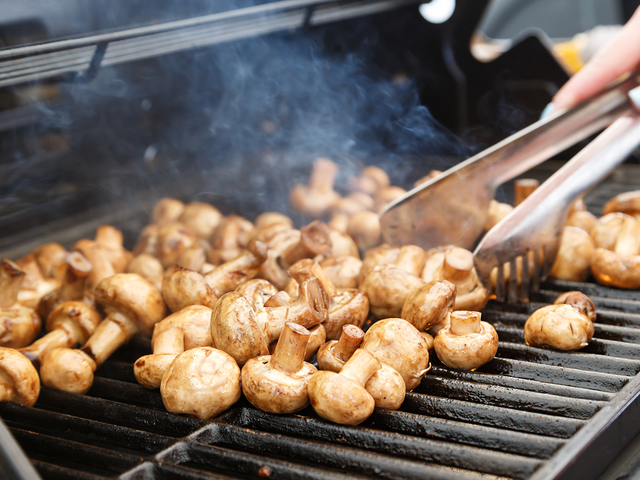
379, 72, 640, 251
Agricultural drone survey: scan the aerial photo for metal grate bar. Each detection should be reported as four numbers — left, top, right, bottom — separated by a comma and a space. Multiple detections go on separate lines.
31, 460, 107, 480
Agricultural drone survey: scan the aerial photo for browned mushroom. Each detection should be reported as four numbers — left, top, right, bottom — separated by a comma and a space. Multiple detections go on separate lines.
308, 348, 380, 425
358, 244, 399, 282
210, 278, 328, 366
269, 323, 326, 360
254, 212, 293, 229
15, 254, 60, 310
566, 210, 597, 233
374, 186, 406, 213
327, 230, 359, 258
178, 202, 223, 240
74, 243, 116, 306
155, 222, 197, 268
162, 265, 218, 312
320, 256, 363, 289
40, 273, 166, 394
0, 259, 40, 348
242, 322, 317, 414
38, 251, 93, 319
590, 214, 640, 289
364, 361, 406, 410
257, 227, 301, 289
524, 304, 594, 351
349, 166, 391, 196
279, 221, 332, 270
550, 227, 595, 282
360, 265, 424, 319
317, 324, 365, 372
290, 158, 341, 218
401, 280, 456, 332
602, 190, 640, 220
134, 326, 184, 389
32, 242, 67, 280
485, 200, 514, 231
204, 239, 268, 296
589, 212, 628, 250
126, 253, 164, 288
235, 279, 280, 311
0, 348, 40, 407
161, 346, 241, 419
347, 212, 381, 251
208, 216, 244, 264
151, 305, 213, 351
361, 318, 430, 391
152, 198, 185, 225
514, 178, 539, 206
175, 245, 208, 273
94, 225, 133, 273
264, 291, 291, 308
19, 301, 101, 364
133, 224, 160, 257
433, 311, 498, 370
553, 291, 596, 322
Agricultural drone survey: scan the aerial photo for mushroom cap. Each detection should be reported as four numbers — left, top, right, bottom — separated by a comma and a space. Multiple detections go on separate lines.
316, 340, 345, 372
161, 347, 241, 419
126, 254, 164, 280
308, 371, 375, 425
325, 289, 369, 340
179, 202, 223, 239
134, 353, 179, 389
524, 304, 594, 351
32, 243, 67, 279
361, 166, 391, 191
374, 186, 406, 213
401, 281, 456, 331
566, 211, 597, 233
235, 279, 279, 311
365, 363, 406, 410
361, 318, 430, 391
152, 305, 213, 350
434, 320, 499, 370
40, 347, 95, 394
591, 247, 640, 289
0, 347, 40, 407
358, 244, 399, 282
162, 265, 217, 312
347, 212, 382, 251
94, 273, 166, 334
603, 190, 640, 217
320, 256, 362, 289
290, 185, 340, 218
0, 304, 41, 348
255, 212, 294, 229
152, 198, 185, 225
242, 355, 317, 414
360, 265, 424, 319
550, 227, 595, 282
328, 230, 360, 258
589, 212, 630, 250
156, 222, 196, 267
554, 291, 596, 323
210, 292, 268, 366
47, 301, 102, 344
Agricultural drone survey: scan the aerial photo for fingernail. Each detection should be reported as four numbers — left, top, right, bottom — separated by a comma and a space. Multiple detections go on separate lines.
540, 102, 555, 119
628, 86, 640, 110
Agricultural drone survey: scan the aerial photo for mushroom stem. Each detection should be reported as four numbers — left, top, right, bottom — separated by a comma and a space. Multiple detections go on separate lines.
280, 221, 332, 269
614, 216, 640, 256
81, 312, 138, 367
288, 258, 337, 298
0, 259, 24, 308
442, 248, 474, 284
263, 291, 291, 308
204, 240, 268, 297
334, 325, 364, 362
19, 329, 69, 363
514, 179, 539, 207
270, 323, 310, 374
308, 158, 339, 195
339, 349, 381, 386
58, 252, 92, 302
15, 255, 43, 290
450, 311, 482, 336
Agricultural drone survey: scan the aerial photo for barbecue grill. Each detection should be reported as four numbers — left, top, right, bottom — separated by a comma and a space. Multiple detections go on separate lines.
2, 1, 640, 479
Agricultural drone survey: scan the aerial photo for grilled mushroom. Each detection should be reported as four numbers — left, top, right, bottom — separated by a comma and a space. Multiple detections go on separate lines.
434, 311, 498, 370
38, 251, 93, 318
0, 348, 40, 407
40, 274, 166, 394
591, 214, 640, 288
204, 239, 268, 296
401, 280, 456, 332
348, 192, 375, 211
135, 326, 184, 389
162, 265, 218, 312
349, 166, 391, 196
152, 198, 186, 225
485, 200, 513, 231
126, 253, 164, 288
290, 158, 340, 218
566, 210, 597, 233
328, 230, 359, 258
0, 259, 41, 348
590, 213, 628, 250
347, 212, 381, 251
161, 347, 241, 419
524, 304, 594, 351
279, 221, 332, 270
242, 322, 317, 414
361, 318, 430, 391
319, 256, 363, 289
155, 222, 197, 268
178, 202, 223, 240
176, 246, 208, 273
550, 227, 595, 282
151, 305, 213, 351
358, 244, 399, 282
235, 279, 280, 311
15, 254, 59, 310
602, 190, 640, 220
254, 212, 293, 229
32, 243, 67, 280
317, 324, 364, 372
364, 362, 406, 410
374, 186, 406, 213
20, 302, 101, 364
553, 291, 596, 322
308, 349, 380, 425
360, 265, 424, 319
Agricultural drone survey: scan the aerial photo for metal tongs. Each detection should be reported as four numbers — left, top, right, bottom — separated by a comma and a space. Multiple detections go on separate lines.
379, 72, 640, 301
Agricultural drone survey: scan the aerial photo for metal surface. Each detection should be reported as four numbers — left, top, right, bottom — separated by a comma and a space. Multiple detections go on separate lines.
379, 72, 640, 250
474, 110, 640, 302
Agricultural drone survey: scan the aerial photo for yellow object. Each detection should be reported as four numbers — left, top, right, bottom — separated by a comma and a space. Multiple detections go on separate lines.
553, 40, 585, 75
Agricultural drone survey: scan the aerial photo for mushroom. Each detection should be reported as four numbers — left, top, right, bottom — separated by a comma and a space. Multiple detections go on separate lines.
152, 198, 185, 225
329, 197, 365, 234
210, 278, 328, 366
290, 158, 341, 218
0, 259, 41, 349
550, 227, 595, 282
401, 281, 457, 332
0, 348, 40, 407
74, 243, 116, 305
162, 265, 218, 312
126, 253, 164, 288
514, 178, 539, 206
591, 214, 640, 289
361, 318, 430, 390
422, 247, 489, 311
348, 192, 375, 212
374, 186, 406, 213
176, 246, 208, 273
38, 251, 93, 319
394, 245, 427, 277
208, 217, 244, 264
133, 224, 160, 257
421, 332, 435, 351
134, 326, 184, 389
320, 256, 363, 289
524, 304, 594, 351
358, 244, 399, 282
589, 213, 629, 250
156, 222, 197, 268
242, 322, 317, 414
264, 291, 291, 308
204, 239, 268, 296
553, 291, 596, 322
485, 200, 514, 231
349, 166, 391, 196
364, 361, 406, 410
151, 305, 213, 351
279, 220, 332, 270
94, 225, 133, 273
308, 349, 380, 425
178, 202, 223, 239
433, 311, 498, 370
288, 259, 368, 339
328, 230, 359, 258
269, 323, 326, 361
15, 254, 60, 310
566, 210, 597, 233
317, 324, 365, 372
602, 190, 640, 220
161, 346, 241, 419
235, 279, 280, 311
254, 212, 293, 229
31, 242, 67, 280
360, 265, 424, 319
347, 212, 381, 251
39, 273, 166, 394
19, 301, 101, 364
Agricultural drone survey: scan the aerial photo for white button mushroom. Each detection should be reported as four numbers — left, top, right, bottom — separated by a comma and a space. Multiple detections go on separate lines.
524, 304, 594, 351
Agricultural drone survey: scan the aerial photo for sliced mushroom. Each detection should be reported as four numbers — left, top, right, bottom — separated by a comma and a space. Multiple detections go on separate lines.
434, 311, 498, 370
242, 322, 317, 414
361, 318, 430, 391
401, 281, 456, 332
0, 348, 40, 407
0, 259, 41, 349
553, 291, 596, 322
161, 347, 241, 419
308, 349, 380, 425
135, 326, 184, 389
524, 304, 594, 351
550, 227, 595, 282
290, 158, 341, 218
